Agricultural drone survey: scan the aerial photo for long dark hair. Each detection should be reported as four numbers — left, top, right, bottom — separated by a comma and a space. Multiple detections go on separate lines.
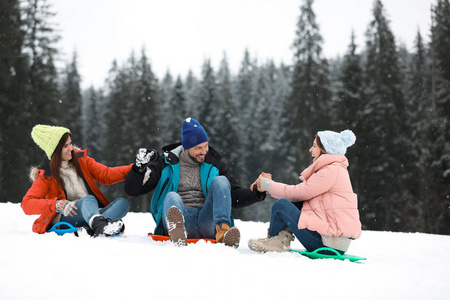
315, 135, 327, 156
50, 132, 83, 189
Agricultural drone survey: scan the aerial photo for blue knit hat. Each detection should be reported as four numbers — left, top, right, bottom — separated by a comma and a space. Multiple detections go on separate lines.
317, 130, 356, 155
181, 117, 209, 150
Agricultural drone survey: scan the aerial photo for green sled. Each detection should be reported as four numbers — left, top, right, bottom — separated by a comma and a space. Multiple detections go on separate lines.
291, 247, 366, 262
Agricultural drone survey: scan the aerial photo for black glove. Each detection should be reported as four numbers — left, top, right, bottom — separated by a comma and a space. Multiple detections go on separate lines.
252, 184, 266, 200
134, 148, 158, 173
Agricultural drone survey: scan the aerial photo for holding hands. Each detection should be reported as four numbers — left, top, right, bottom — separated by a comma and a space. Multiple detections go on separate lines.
250, 172, 273, 193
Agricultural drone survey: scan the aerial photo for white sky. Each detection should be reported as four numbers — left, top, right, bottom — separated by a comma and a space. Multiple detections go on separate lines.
51, 0, 435, 89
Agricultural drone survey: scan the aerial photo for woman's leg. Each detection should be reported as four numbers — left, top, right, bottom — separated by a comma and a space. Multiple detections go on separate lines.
61, 195, 125, 237
60, 195, 99, 227
99, 198, 130, 220
268, 198, 301, 236
268, 198, 325, 252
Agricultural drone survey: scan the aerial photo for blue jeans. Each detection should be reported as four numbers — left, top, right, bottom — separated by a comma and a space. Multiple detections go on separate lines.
268, 198, 329, 252
162, 176, 232, 239
60, 195, 130, 227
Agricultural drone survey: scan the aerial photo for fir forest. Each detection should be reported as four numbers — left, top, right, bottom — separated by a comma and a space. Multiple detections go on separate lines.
1, 0, 449, 234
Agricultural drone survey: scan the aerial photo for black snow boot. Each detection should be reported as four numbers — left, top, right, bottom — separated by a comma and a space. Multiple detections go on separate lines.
90, 215, 124, 237
74, 225, 95, 237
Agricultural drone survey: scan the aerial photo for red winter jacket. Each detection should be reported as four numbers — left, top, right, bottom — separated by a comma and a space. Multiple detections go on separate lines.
21, 149, 132, 234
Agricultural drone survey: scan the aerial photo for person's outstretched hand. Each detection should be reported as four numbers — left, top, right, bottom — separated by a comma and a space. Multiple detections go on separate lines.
250, 172, 272, 192
135, 148, 158, 173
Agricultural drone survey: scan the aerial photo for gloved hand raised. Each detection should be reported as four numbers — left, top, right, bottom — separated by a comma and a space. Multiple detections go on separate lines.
135, 148, 159, 173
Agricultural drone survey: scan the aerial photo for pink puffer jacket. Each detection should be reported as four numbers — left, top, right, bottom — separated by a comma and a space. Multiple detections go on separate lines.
269, 154, 362, 238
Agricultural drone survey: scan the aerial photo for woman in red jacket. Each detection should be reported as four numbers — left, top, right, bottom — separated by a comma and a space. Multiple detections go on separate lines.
248, 130, 361, 254
22, 125, 132, 237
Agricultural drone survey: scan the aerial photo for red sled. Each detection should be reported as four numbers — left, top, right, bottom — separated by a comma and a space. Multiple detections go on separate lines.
148, 233, 216, 244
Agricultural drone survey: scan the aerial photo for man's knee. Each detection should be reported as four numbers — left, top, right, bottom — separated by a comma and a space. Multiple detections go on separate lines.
211, 176, 230, 189
166, 192, 182, 201
164, 192, 184, 208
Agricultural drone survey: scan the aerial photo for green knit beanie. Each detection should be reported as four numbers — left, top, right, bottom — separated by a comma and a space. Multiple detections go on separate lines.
31, 125, 70, 159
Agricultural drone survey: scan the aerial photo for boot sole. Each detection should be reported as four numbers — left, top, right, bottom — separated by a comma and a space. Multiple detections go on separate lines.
223, 227, 240, 248
166, 207, 187, 247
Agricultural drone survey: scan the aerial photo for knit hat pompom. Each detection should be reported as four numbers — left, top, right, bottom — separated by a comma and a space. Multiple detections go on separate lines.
340, 130, 356, 147
31, 125, 70, 159
181, 117, 209, 150
317, 129, 356, 155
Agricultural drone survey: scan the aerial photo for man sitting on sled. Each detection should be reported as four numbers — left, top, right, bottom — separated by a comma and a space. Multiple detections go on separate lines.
125, 117, 266, 247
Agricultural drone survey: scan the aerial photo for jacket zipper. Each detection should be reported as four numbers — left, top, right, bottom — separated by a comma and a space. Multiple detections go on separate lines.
157, 178, 170, 203
205, 165, 213, 195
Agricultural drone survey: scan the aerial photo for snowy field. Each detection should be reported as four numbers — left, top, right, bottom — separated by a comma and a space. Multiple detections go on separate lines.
1, 202, 449, 300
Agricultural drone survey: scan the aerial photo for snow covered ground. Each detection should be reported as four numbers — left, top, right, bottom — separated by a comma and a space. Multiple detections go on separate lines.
1, 202, 449, 300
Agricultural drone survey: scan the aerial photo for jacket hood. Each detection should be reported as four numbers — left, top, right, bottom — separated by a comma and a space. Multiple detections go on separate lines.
29, 166, 41, 182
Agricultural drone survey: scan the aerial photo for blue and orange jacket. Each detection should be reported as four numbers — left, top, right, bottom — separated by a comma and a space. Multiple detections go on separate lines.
124, 143, 265, 235
21, 149, 132, 234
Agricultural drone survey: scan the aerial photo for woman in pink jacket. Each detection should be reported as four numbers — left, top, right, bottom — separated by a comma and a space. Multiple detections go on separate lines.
248, 130, 361, 254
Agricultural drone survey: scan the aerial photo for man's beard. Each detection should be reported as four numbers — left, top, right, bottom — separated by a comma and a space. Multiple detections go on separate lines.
187, 152, 203, 163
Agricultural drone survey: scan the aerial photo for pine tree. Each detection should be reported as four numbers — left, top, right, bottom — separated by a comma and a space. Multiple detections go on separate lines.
234, 49, 257, 113
60, 51, 83, 145
166, 76, 187, 142
82, 86, 104, 156
232, 49, 258, 183
121, 52, 140, 159
159, 70, 175, 145
132, 49, 161, 150
21, 0, 61, 186
288, 0, 332, 171
271, 63, 295, 183
197, 59, 219, 136
358, 0, 411, 231
243, 61, 293, 221
103, 59, 130, 166
424, 0, 450, 234
336, 31, 364, 130
1, 0, 60, 201
408, 32, 430, 136
252, 61, 281, 175
22, 0, 60, 127
214, 54, 240, 167
184, 70, 201, 118
102, 52, 159, 203
397, 32, 431, 231
228, 50, 258, 221
0, 0, 30, 201
124, 50, 161, 212
335, 31, 365, 196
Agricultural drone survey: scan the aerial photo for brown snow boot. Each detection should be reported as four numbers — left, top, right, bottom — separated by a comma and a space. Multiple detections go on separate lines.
166, 206, 187, 247
215, 224, 240, 248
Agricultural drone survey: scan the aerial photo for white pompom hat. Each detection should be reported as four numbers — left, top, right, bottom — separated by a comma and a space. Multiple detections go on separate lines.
317, 130, 356, 155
